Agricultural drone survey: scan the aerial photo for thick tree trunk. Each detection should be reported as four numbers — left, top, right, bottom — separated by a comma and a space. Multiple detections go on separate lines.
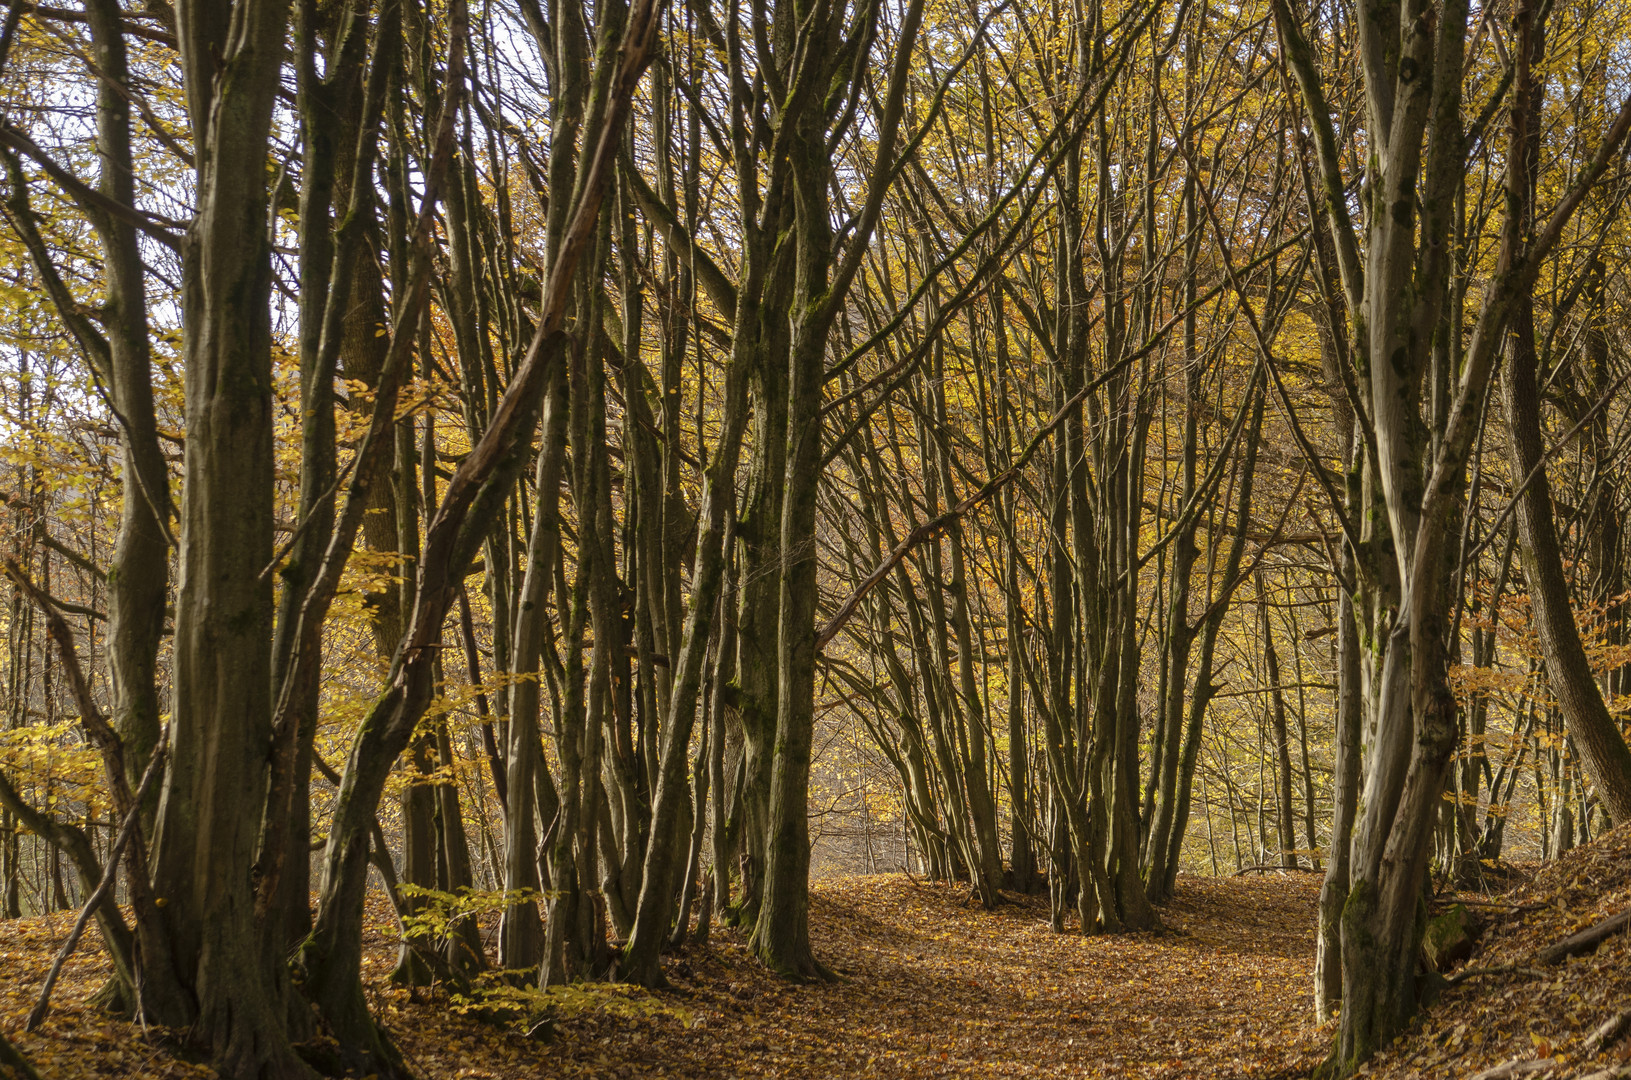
152, 3, 312, 1075
750, 313, 828, 978
732, 321, 789, 924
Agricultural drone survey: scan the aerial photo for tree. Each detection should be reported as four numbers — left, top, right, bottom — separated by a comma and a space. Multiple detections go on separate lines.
1274, 0, 1631, 1067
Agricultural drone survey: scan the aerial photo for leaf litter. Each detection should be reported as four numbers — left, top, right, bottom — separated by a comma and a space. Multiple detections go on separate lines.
16, 836, 1630, 1080
3, 872, 1329, 1078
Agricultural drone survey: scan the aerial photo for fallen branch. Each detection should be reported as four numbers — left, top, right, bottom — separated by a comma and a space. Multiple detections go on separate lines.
1469, 1059, 1558, 1080
1443, 964, 1549, 988
26, 729, 167, 1032
1539, 909, 1631, 965
1448, 898, 1542, 912
1583, 1010, 1631, 1055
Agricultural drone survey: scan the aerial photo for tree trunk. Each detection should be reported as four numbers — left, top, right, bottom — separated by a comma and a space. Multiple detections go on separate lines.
1501, 278, 1631, 824
151, 2, 314, 1074
1257, 573, 1299, 869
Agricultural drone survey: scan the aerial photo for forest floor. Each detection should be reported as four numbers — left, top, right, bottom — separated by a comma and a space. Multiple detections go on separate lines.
2, 841, 1629, 1080
3, 870, 1329, 1078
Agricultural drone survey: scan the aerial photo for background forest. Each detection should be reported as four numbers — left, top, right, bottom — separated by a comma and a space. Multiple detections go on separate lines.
2, 0, 1631, 1076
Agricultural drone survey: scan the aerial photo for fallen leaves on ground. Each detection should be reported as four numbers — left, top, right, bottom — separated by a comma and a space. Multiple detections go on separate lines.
0, 912, 213, 1079
14, 833, 1631, 1079
2, 872, 1329, 1078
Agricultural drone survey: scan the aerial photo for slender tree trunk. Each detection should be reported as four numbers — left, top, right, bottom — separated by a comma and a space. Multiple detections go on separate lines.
498, 367, 567, 971
1501, 271, 1631, 824
1257, 573, 1299, 869
1314, 552, 1361, 1022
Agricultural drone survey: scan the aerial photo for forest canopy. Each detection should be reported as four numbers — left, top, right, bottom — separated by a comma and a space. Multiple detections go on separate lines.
2, 0, 1631, 1076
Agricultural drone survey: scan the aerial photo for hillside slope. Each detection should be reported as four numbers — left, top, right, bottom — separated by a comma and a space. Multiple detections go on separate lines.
1353, 825, 1631, 1080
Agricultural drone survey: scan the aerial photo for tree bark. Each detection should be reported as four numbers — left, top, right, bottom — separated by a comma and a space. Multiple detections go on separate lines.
151, 1, 313, 1074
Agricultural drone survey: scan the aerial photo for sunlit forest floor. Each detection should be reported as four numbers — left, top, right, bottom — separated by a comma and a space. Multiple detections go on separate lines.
5, 850, 1631, 1079
2, 872, 1326, 1078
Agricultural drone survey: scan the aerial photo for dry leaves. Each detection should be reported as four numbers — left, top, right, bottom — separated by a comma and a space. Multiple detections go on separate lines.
3, 872, 1332, 1078
0, 912, 213, 1079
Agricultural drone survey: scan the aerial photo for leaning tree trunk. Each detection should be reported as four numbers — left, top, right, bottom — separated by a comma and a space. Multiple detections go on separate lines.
297, 4, 659, 1068
1501, 253, 1631, 825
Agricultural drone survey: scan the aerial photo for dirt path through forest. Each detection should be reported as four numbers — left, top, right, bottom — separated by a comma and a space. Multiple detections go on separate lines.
2, 873, 1330, 1078
385, 873, 1329, 1079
